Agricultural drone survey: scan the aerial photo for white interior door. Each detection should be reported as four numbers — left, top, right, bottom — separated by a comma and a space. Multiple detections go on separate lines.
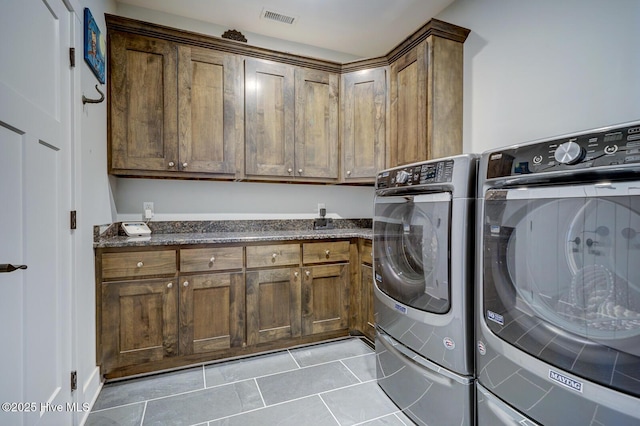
0, 0, 73, 424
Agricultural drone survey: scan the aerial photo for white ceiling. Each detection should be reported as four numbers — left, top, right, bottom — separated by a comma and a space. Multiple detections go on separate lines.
115, 0, 456, 59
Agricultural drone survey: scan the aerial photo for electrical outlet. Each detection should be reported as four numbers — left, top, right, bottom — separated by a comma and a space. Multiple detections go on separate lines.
317, 203, 325, 216
143, 202, 154, 220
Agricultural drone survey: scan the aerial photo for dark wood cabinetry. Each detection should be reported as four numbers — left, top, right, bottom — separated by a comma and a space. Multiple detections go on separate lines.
341, 67, 387, 183
388, 23, 469, 167
106, 15, 469, 184
96, 239, 357, 378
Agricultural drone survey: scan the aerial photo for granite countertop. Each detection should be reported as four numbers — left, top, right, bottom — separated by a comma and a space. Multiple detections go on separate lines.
94, 219, 372, 249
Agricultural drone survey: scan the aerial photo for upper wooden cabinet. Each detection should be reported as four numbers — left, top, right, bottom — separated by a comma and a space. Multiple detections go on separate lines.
177, 46, 243, 176
108, 32, 242, 178
341, 67, 387, 183
388, 23, 468, 168
245, 59, 339, 182
109, 32, 178, 173
106, 15, 468, 183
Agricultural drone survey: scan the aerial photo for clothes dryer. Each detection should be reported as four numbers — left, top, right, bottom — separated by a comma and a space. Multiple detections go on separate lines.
373, 154, 477, 425
476, 121, 640, 425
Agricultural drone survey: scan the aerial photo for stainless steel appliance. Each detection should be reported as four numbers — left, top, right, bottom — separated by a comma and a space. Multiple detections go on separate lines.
373, 154, 478, 426
476, 121, 640, 425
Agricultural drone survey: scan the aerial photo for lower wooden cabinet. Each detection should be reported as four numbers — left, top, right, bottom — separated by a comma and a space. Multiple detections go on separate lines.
96, 239, 363, 378
101, 278, 178, 374
246, 268, 302, 345
179, 272, 245, 355
302, 264, 350, 335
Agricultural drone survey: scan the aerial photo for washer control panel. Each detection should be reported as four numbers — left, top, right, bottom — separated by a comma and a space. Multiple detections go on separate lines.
486, 123, 640, 179
377, 159, 454, 189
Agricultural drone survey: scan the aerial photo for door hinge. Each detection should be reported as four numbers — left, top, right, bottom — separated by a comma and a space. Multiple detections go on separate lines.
70, 210, 77, 230
69, 47, 75, 68
70, 371, 77, 392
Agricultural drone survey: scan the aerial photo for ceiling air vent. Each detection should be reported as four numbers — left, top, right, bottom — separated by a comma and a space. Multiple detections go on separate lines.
261, 8, 297, 25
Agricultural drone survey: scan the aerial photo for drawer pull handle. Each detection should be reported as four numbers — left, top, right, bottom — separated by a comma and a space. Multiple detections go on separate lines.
325, 249, 330, 258
167, 282, 173, 289
209, 256, 216, 263
346, 170, 352, 176
168, 161, 175, 168
298, 168, 303, 174
183, 281, 189, 287
137, 261, 144, 268
305, 270, 311, 277
271, 253, 278, 262
294, 271, 299, 278
287, 168, 293, 174
182, 162, 188, 168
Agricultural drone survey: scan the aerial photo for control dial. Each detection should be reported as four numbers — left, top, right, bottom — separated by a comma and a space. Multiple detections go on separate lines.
554, 141, 585, 165
395, 170, 411, 184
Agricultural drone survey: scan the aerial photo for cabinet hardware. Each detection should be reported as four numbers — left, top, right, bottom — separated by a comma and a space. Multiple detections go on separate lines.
298, 168, 303, 174
287, 168, 293, 174
167, 282, 173, 288
168, 161, 175, 168
346, 170, 351, 176
0, 264, 27, 273
182, 162, 188, 168
294, 271, 299, 278
183, 281, 189, 287
137, 261, 144, 268
305, 270, 311, 277
209, 256, 216, 263
325, 250, 331, 257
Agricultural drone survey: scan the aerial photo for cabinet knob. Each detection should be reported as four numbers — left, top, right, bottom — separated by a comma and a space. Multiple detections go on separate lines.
271, 253, 278, 262
305, 270, 311, 277
182, 162, 188, 168
287, 168, 293, 174
298, 168, 303, 174
167, 282, 173, 289
209, 256, 216, 263
325, 249, 330, 257
168, 161, 175, 168
346, 170, 352, 176
137, 261, 144, 268
294, 271, 299, 278
183, 281, 189, 287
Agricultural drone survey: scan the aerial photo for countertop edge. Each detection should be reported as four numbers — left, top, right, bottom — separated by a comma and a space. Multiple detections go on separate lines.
94, 228, 372, 249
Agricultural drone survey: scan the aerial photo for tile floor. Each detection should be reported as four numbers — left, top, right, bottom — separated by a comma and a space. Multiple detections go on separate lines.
86, 337, 414, 426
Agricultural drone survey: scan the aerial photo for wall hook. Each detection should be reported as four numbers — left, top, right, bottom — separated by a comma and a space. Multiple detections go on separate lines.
82, 84, 105, 105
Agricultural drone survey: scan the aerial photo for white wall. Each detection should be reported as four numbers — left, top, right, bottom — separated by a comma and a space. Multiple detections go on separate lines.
73, 0, 116, 423
436, 0, 640, 154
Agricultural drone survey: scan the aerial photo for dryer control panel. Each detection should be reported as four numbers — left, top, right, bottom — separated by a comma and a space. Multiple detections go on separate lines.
486, 123, 640, 179
377, 159, 454, 189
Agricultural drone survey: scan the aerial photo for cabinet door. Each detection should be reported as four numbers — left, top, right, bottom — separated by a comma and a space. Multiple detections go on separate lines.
361, 264, 375, 341
246, 268, 301, 345
179, 272, 244, 355
294, 68, 339, 180
109, 32, 178, 173
178, 46, 243, 176
342, 68, 386, 183
101, 278, 178, 373
245, 59, 295, 178
301, 264, 349, 335
388, 42, 428, 167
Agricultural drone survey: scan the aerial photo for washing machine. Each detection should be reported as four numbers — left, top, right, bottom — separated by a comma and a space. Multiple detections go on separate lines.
476, 121, 640, 425
373, 154, 478, 426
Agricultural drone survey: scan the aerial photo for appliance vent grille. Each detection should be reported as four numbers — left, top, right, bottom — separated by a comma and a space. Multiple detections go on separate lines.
261, 9, 297, 25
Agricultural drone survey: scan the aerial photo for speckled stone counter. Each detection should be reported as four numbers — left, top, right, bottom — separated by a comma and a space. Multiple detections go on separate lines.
94, 219, 372, 248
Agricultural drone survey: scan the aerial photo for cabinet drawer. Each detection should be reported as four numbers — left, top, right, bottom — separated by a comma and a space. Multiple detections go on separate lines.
303, 241, 350, 264
361, 240, 373, 265
180, 247, 243, 272
102, 250, 177, 279
246, 244, 300, 268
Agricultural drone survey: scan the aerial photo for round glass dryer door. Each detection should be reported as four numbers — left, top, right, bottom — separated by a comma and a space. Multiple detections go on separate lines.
483, 184, 640, 397
374, 192, 451, 313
